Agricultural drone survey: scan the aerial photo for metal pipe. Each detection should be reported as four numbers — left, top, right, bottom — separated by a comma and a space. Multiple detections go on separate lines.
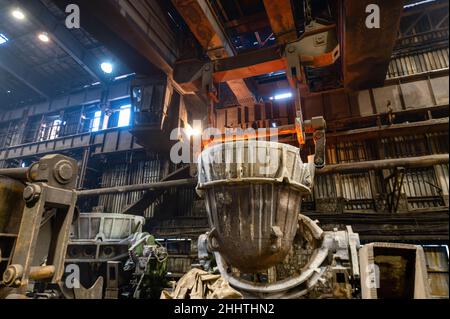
317, 154, 449, 175
29, 266, 55, 281
0, 167, 29, 180
76, 178, 197, 197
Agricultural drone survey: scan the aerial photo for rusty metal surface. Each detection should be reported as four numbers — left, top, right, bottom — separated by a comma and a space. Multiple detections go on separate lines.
0, 177, 25, 234
76, 178, 197, 197
71, 213, 145, 241
172, 0, 255, 106
262, 0, 297, 44
359, 242, 432, 299
206, 215, 360, 297
317, 154, 449, 174
344, 0, 404, 90
207, 183, 303, 272
424, 246, 449, 298
1, 155, 78, 297
0, 168, 29, 181
212, 48, 286, 82
73, 276, 104, 299
198, 141, 313, 272
173, 0, 232, 59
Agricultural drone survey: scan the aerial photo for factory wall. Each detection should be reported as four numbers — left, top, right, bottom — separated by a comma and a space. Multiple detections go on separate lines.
214, 71, 448, 129
0, 25, 448, 243
0, 73, 447, 219
208, 51, 449, 232
311, 132, 449, 212
0, 79, 133, 153
96, 156, 163, 217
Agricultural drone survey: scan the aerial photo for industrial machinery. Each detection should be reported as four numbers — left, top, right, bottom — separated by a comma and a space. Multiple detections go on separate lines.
0, 155, 78, 299
0, 151, 435, 299
194, 141, 432, 299
67, 212, 146, 299
167, 4, 434, 298
195, 141, 358, 298
123, 233, 168, 299
0, 157, 169, 299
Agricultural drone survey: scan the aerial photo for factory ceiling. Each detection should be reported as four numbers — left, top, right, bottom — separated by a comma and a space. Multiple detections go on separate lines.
0, 0, 448, 111
0, 0, 130, 109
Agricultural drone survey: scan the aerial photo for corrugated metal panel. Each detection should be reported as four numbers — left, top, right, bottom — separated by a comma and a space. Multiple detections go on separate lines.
167, 256, 193, 275
312, 130, 448, 212
314, 175, 338, 199
403, 167, 444, 209
340, 172, 374, 210
423, 246, 449, 299
435, 164, 449, 195
387, 48, 449, 78
98, 158, 162, 217
382, 135, 429, 158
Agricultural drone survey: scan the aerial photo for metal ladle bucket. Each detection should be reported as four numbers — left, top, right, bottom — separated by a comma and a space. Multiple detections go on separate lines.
197, 141, 314, 273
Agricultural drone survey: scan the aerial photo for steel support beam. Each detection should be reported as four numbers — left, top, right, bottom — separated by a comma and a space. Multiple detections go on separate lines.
77, 178, 197, 197
0, 50, 51, 99
213, 46, 286, 82
317, 154, 449, 175
20, 1, 107, 83
173, 0, 255, 106
120, 165, 190, 214
262, 0, 297, 44
175, 23, 339, 84
403, 11, 428, 35
343, 0, 404, 90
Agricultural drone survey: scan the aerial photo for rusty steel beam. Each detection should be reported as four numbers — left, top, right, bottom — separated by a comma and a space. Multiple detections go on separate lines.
120, 165, 190, 214
344, 0, 404, 90
317, 154, 449, 175
0, 167, 29, 181
213, 46, 286, 82
173, 46, 283, 84
175, 24, 340, 85
224, 12, 270, 34
172, 0, 233, 59
213, 59, 286, 82
206, 115, 448, 147
172, 0, 255, 106
326, 118, 449, 143
77, 178, 197, 197
262, 0, 297, 44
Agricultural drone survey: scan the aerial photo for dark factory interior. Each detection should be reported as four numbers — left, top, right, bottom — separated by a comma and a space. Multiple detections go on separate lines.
0, 0, 448, 301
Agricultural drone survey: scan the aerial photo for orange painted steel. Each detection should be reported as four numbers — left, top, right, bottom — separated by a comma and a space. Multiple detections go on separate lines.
213, 58, 287, 83
202, 124, 298, 148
